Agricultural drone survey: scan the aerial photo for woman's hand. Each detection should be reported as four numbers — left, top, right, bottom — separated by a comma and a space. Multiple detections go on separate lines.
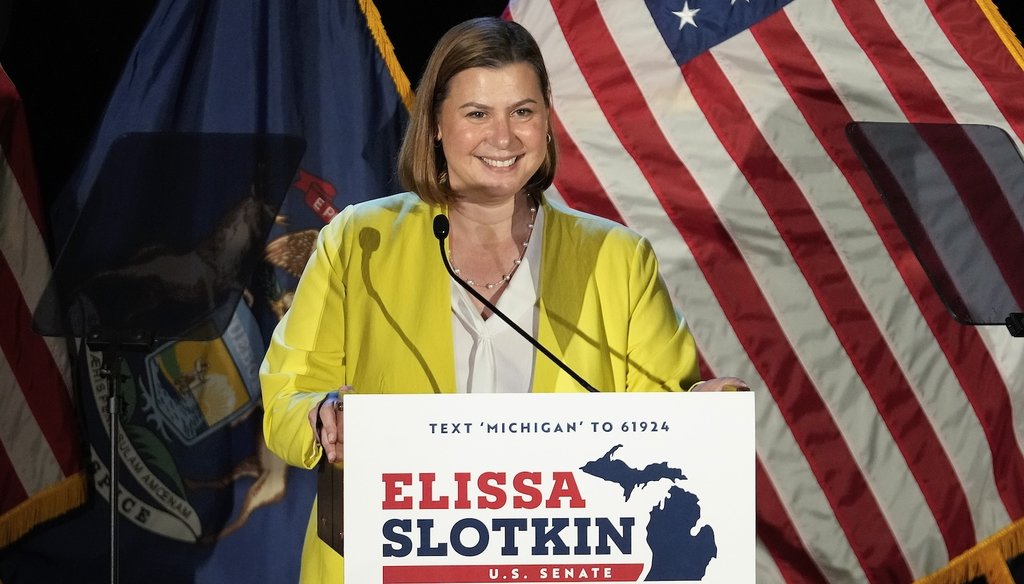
307, 386, 354, 463
689, 376, 750, 392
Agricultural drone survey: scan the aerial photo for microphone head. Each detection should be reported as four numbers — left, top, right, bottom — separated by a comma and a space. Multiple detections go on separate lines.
432, 214, 450, 240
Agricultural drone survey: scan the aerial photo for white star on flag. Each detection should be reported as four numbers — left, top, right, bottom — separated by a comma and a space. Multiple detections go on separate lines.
671, 1, 700, 29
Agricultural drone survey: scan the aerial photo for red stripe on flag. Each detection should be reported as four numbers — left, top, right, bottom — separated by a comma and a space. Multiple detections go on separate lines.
756, 460, 829, 584
0, 69, 45, 229
0, 254, 78, 476
549, 2, 913, 581
832, 0, 947, 123
695, 352, 714, 382
753, 8, 1024, 519
551, 111, 627, 224
685, 49, 975, 557
924, 0, 1024, 144
833, 0, 1024, 307
0, 442, 29, 514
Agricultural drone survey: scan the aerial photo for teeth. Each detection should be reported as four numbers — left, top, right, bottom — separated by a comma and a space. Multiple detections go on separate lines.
481, 156, 517, 168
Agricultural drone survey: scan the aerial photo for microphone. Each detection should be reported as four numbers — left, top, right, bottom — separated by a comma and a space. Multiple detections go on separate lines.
433, 214, 599, 393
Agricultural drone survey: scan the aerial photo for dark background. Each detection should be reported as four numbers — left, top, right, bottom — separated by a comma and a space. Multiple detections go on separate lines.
1, 0, 1022, 216
0, 0, 506, 212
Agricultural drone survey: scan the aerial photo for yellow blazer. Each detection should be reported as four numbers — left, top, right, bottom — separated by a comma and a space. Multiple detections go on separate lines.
259, 192, 699, 582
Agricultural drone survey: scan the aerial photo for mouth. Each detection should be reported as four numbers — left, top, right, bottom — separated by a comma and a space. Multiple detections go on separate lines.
479, 156, 519, 168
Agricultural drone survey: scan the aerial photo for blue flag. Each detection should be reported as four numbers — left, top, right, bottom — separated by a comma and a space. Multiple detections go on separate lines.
1, 0, 409, 582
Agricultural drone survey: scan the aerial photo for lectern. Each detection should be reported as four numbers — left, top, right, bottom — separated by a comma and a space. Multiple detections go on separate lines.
321, 392, 755, 583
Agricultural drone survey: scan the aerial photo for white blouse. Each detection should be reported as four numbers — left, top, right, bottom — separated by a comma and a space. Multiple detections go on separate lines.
450, 205, 545, 394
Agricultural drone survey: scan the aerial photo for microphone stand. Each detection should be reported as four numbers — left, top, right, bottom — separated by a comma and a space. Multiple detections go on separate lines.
88, 332, 153, 584
433, 214, 599, 393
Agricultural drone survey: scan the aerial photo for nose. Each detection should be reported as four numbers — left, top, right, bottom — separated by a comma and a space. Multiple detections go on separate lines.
490, 116, 512, 149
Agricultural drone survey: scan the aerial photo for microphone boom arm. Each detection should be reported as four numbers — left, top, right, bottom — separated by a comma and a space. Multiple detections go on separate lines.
433, 214, 599, 393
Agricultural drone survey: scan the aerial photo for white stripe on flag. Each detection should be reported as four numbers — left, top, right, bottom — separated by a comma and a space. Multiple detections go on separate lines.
0, 349, 65, 496
0, 148, 73, 392
0, 149, 49, 309
976, 324, 1024, 465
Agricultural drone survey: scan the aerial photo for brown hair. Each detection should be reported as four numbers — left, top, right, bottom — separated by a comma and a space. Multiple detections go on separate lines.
398, 17, 558, 205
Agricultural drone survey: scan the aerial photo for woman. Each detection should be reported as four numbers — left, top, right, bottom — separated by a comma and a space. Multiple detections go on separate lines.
260, 17, 745, 583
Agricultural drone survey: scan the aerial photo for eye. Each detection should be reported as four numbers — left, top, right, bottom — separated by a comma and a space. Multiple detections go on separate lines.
512, 108, 534, 118
466, 111, 487, 119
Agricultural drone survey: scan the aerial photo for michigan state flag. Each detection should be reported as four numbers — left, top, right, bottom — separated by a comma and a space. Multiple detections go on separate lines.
0, 0, 409, 582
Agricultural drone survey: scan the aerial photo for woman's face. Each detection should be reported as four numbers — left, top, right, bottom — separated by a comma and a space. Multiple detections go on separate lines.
436, 63, 549, 203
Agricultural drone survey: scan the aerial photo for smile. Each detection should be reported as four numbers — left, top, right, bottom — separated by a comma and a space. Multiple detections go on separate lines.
480, 156, 519, 168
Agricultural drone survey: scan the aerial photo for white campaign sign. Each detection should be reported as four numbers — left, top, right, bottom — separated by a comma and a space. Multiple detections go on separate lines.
344, 392, 754, 584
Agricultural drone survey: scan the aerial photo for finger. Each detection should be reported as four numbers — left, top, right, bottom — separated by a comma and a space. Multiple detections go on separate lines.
719, 376, 751, 391
330, 387, 351, 463
308, 395, 331, 448
308, 406, 319, 432
319, 403, 342, 462
325, 410, 345, 464
689, 377, 751, 392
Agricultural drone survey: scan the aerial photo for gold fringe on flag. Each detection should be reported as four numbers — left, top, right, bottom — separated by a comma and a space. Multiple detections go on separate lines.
915, 517, 1024, 584
358, 0, 415, 112
976, 0, 1024, 71
0, 472, 88, 548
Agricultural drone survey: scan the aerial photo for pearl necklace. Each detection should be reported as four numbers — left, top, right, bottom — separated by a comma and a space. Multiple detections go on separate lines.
449, 200, 537, 290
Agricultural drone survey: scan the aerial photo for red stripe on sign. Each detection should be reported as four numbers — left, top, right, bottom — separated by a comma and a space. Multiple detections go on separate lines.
754, 8, 1024, 521
756, 460, 829, 584
0, 254, 79, 476
551, 111, 627, 225
382, 563, 645, 583
686, 49, 974, 557
924, 0, 1024, 145
549, 2, 913, 582
0, 441, 29, 514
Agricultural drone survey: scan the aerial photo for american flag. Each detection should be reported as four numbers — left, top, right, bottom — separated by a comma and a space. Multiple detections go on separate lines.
0, 65, 85, 546
510, 0, 1024, 582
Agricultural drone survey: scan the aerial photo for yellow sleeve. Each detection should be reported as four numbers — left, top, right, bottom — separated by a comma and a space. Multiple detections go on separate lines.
625, 236, 700, 392
260, 208, 353, 469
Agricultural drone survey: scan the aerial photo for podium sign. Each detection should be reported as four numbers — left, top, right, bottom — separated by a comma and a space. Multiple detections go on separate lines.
344, 392, 754, 583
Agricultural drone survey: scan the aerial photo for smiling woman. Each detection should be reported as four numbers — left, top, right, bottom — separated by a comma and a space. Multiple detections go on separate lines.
437, 64, 549, 206
393, 19, 559, 317
259, 16, 743, 584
